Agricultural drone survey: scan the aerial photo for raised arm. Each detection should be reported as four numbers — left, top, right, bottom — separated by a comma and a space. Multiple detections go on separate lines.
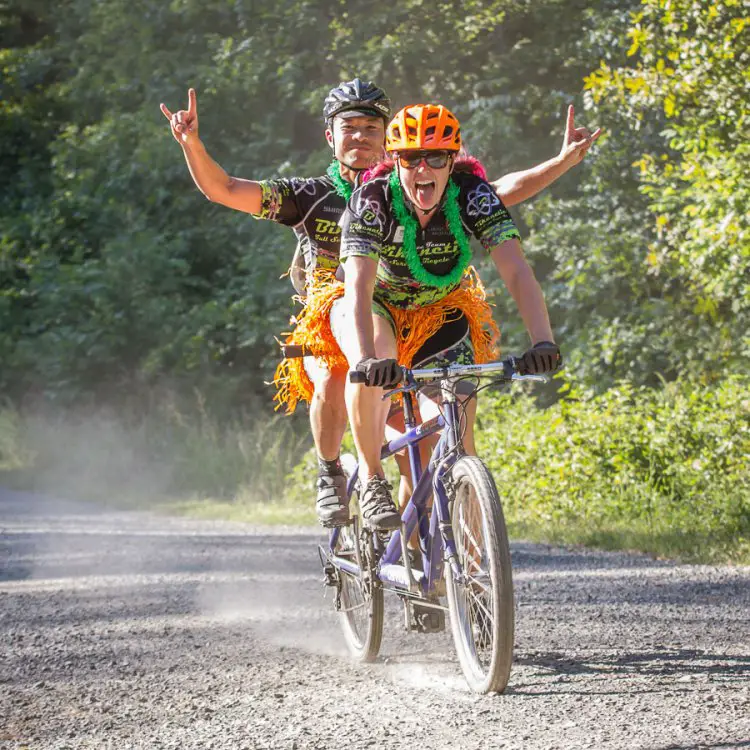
492, 105, 601, 207
490, 238, 554, 344
160, 88, 262, 214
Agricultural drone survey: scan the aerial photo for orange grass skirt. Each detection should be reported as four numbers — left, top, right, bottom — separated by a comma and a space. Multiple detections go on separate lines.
273, 267, 500, 413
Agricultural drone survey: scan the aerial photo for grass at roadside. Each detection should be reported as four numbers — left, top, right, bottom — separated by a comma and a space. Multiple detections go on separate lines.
480, 375, 750, 566
505, 519, 750, 565
160, 496, 317, 526
2, 375, 748, 563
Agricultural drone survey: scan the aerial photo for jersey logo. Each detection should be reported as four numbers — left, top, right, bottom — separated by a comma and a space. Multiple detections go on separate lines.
466, 183, 501, 217
294, 181, 318, 196
313, 218, 342, 236
354, 194, 387, 229
393, 226, 405, 243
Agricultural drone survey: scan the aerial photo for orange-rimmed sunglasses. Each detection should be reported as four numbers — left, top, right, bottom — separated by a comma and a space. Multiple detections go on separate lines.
396, 150, 452, 170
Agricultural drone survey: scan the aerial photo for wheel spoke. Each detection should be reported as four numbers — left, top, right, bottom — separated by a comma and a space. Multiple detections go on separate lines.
465, 571, 491, 594
468, 591, 492, 625
457, 505, 483, 558
341, 573, 368, 630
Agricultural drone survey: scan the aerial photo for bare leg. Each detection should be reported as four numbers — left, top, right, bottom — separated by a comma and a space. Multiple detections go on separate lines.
387, 407, 437, 550
458, 395, 478, 456
342, 315, 397, 479
387, 410, 434, 512
307, 360, 347, 461
331, 298, 397, 480
305, 358, 350, 526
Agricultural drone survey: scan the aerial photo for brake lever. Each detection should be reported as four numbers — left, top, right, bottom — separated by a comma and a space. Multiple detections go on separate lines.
382, 367, 416, 400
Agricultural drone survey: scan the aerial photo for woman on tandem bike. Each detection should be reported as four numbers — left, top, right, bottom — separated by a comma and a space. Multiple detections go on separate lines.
335, 103, 561, 527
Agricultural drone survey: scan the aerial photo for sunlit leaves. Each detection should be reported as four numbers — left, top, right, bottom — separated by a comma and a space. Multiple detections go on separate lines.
549, 0, 750, 383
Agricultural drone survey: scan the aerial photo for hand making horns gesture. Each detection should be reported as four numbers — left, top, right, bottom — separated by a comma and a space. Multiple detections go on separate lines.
560, 104, 602, 164
160, 88, 199, 145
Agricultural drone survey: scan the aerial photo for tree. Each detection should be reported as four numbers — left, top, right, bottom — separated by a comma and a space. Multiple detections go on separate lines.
509, 0, 749, 387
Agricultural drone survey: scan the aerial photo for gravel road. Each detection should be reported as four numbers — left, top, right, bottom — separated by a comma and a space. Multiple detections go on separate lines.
1, 487, 748, 750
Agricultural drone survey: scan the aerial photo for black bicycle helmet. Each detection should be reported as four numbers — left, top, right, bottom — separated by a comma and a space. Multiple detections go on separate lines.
323, 78, 391, 123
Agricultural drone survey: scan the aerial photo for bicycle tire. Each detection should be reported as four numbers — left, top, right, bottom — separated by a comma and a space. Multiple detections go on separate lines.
335, 456, 384, 662
444, 456, 514, 694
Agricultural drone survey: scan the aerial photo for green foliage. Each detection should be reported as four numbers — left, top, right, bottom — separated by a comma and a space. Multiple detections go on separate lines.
477, 376, 750, 561
4, 0, 746, 404
0, 0, 316, 406
1, 0, 638, 406
517, 0, 749, 387
589, 0, 749, 367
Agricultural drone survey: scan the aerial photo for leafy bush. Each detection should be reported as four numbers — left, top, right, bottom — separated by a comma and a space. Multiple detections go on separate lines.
477, 375, 750, 561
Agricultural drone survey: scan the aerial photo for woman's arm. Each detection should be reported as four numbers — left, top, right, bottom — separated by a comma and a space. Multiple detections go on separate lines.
493, 154, 572, 208
492, 105, 601, 207
341, 255, 378, 366
490, 238, 554, 344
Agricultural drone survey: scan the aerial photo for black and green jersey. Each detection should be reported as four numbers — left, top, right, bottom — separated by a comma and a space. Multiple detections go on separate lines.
339, 171, 520, 309
253, 176, 346, 293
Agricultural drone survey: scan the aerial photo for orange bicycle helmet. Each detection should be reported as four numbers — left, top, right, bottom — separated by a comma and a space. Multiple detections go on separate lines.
386, 104, 461, 152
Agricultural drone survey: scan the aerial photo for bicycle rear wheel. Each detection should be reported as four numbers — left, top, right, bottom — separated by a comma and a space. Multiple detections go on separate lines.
444, 456, 514, 694
335, 458, 383, 662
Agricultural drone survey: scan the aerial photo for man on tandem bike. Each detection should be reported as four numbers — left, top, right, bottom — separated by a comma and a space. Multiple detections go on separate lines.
160, 80, 598, 527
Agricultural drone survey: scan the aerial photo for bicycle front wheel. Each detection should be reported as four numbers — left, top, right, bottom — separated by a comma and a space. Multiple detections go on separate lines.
445, 456, 514, 694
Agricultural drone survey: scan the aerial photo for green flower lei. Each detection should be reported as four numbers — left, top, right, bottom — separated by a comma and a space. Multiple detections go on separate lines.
388, 169, 471, 289
326, 160, 353, 200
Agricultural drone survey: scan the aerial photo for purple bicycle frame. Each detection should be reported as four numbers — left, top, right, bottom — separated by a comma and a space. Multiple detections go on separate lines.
327, 392, 464, 595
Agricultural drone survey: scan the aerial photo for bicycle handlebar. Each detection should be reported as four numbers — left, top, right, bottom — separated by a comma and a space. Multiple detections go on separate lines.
281, 343, 307, 359
279, 344, 550, 385
349, 357, 549, 387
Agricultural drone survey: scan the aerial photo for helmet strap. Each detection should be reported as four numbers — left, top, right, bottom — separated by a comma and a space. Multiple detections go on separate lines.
336, 158, 369, 172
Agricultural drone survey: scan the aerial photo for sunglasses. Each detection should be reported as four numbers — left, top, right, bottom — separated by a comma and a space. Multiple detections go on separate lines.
397, 151, 452, 170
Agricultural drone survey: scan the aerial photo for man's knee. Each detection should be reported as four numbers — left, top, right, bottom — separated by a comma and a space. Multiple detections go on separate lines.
311, 367, 346, 403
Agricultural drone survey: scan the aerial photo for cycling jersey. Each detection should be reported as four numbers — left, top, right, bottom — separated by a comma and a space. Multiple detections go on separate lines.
339, 171, 520, 309
253, 176, 346, 293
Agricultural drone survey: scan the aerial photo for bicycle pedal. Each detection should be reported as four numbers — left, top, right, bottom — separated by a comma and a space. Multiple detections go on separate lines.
321, 564, 337, 588
318, 517, 353, 529
412, 603, 445, 634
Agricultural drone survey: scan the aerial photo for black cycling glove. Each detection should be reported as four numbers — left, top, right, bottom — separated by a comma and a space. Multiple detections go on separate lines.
353, 357, 402, 388
518, 341, 562, 375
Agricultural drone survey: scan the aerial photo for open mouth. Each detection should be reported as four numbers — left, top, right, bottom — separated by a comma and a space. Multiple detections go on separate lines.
414, 180, 436, 206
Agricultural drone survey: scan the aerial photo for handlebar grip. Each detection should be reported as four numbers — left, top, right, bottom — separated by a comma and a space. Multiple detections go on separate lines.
349, 370, 367, 384
281, 344, 306, 359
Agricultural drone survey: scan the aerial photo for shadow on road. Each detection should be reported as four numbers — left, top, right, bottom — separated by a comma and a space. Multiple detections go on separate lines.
515, 648, 750, 678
